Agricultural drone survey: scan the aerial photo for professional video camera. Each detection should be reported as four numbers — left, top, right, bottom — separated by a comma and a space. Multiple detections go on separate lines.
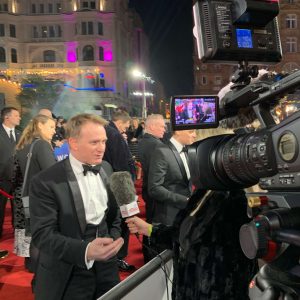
170, 1, 300, 299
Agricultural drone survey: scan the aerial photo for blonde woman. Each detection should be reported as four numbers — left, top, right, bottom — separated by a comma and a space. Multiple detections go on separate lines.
13, 114, 56, 272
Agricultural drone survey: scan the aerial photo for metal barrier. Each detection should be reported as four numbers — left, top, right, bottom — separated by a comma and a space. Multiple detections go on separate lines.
98, 250, 173, 300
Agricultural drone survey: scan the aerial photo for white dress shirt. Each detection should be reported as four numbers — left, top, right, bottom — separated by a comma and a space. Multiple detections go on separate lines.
69, 154, 108, 225
69, 154, 109, 268
170, 137, 191, 179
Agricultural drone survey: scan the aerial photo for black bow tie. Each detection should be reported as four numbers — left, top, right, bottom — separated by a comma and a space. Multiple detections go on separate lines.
82, 164, 101, 176
181, 146, 188, 153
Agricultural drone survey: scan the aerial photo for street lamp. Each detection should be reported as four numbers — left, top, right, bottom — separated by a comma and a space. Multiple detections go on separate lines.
132, 69, 154, 119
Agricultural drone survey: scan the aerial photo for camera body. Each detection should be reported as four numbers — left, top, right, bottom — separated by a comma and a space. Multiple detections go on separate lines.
170, 1, 300, 298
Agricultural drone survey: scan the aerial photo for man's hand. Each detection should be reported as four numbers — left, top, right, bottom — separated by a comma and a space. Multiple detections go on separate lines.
125, 217, 152, 236
87, 237, 124, 261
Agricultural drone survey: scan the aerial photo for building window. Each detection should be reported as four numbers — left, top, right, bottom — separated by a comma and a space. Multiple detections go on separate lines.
0, 24, 5, 36
11, 48, 17, 63
48, 3, 53, 13
42, 26, 47, 38
0, 47, 6, 62
99, 47, 104, 61
57, 25, 62, 37
49, 26, 55, 38
32, 26, 38, 38
40, 4, 45, 13
201, 76, 207, 85
0, 3, 8, 11
286, 37, 297, 52
81, 22, 93, 35
83, 45, 94, 61
286, 14, 297, 29
9, 25, 16, 38
81, 1, 96, 9
98, 22, 103, 35
32, 4, 36, 13
44, 50, 56, 62
283, 62, 299, 73
215, 76, 222, 85
90, 1, 96, 9
56, 3, 61, 13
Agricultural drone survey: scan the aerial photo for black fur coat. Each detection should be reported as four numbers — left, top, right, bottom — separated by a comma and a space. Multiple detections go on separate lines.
152, 189, 258, 300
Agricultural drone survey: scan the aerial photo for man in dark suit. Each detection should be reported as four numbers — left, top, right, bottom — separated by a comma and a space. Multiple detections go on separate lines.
137, 114, 166, 263
0, 107, 21, 258
29, 113, 124, 300
137, 114, 166, 223
148, 129, 197, 226
103, 110, 135, 271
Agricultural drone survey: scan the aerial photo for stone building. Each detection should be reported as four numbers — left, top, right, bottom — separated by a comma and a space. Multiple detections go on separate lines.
0, 0, 149, 117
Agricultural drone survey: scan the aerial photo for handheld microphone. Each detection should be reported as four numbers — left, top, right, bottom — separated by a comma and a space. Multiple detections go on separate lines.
109, 171, 140, 218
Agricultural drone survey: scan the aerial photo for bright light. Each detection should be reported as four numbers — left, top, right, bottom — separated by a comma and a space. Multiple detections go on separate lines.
132, 69, 144, 78
133, 91, 154, 97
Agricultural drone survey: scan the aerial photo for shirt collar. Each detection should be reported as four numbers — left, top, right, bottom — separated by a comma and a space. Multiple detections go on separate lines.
2, 124, 14, 134
170, 137, 184, 153
69, 153, 86, 176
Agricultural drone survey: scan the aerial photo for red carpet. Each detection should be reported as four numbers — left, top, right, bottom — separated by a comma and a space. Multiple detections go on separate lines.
0, 179, 145, 299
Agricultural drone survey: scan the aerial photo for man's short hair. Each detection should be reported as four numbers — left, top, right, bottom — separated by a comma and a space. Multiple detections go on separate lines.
145, 114, 164, 128
1, 106, 18, 123
65, 113, 108, 138
111, 111, 131, 123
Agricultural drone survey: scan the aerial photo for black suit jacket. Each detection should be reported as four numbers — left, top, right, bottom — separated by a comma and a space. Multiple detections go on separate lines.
137, 133, 164, 222
0, 124, 21, 184
137, 133, 163, 192
103, 121, 135, 176
29, 158, 121, 300
16, 139, 56, 195
148, 141, 191, 226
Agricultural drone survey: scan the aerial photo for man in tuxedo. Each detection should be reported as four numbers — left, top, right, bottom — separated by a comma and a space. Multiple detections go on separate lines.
137, 114, 166, 223
0, 107, 21, 257
148, 129, 197, 226
29, 113, 124, 300
137, 114, 166, 263
103, 110, 135, 271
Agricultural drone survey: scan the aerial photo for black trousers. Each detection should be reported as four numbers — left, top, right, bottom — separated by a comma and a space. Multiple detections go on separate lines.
62, 258, 120, 300
62, 224, 120, 300
117, 219, 130, 260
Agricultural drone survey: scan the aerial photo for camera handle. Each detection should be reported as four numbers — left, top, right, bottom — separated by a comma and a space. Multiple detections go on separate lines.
252, 103, 276, 128
249, 246, 300, 300
231, 60, 259, 89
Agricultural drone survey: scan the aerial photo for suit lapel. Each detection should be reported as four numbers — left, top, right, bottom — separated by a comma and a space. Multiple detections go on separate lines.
167, 141, 189, 183
63, 158, 87, 234
0, 125, 11, 143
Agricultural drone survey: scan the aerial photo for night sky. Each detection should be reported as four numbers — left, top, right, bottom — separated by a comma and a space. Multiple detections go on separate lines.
129, 0, 194, 98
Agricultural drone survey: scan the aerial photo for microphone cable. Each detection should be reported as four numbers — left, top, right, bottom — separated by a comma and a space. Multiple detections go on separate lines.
134, 235, 173, 300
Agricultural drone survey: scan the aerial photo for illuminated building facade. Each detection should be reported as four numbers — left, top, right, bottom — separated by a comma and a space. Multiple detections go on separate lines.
0, 0, 149, 116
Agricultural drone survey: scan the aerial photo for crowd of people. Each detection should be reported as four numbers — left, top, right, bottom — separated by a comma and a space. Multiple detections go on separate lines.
0, 106, 257, 300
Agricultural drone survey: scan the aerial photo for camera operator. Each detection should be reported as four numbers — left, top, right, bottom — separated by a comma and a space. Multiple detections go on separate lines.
127, 188, 258, 300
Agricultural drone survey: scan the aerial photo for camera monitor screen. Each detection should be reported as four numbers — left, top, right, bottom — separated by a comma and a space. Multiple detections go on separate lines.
170, 95, 219, 130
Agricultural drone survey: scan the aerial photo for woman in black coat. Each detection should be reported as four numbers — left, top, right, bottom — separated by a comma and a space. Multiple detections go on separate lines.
13, 114, 56, 271
126, 189, 258, 300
